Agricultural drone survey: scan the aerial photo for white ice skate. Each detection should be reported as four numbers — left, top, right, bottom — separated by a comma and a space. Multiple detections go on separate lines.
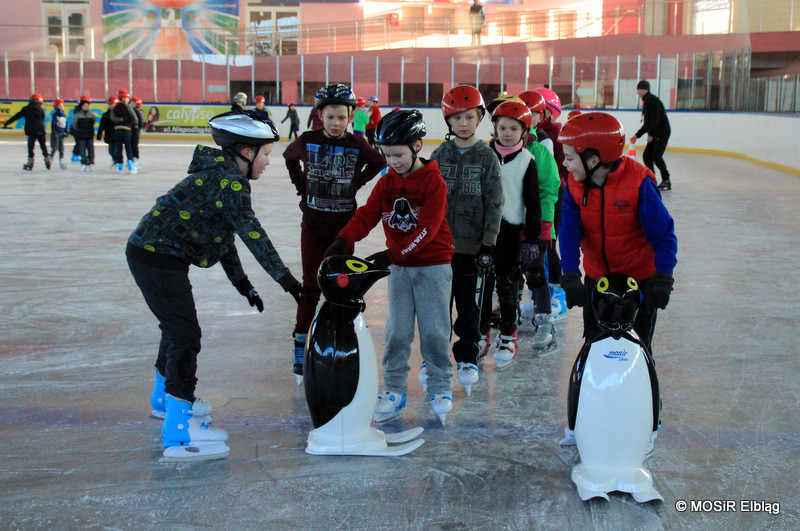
160, 395, 229, 462
519, 298, 535, 321
456, 362, 479, 396
418, 363, 428, 392
531, 313, 558, 354
476, 330, 496, 361
430, 394, 452, 425
373, 391, 407, 424
494, 330, 518, 370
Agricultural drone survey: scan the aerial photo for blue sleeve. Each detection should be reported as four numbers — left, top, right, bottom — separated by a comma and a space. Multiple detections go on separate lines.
558, 186, 582, 275
638, 178, 677, 276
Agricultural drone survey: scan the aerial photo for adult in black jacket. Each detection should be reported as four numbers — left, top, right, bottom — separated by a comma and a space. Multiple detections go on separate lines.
97, 96, 118, 168
632, 80, 672, 190
4, 94, 50, 170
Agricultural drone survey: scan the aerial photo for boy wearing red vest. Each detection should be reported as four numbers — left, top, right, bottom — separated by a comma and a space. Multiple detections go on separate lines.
556, 113, 677, 352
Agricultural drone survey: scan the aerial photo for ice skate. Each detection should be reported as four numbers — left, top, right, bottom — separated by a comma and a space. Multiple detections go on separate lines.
549, 284, 568, 321
160, 394, 228, 462
117, 163, 123, 173
373, 391, 406, 423
493, 326, 518, 370
519, 295, 535, 321
127, 160, 138, 174
476, 329, 496, 361
109, 162, 117, 170
657, 179, 671, 191
134, 157, 141, 167
45, 156, 51, 170
151, 369, 212, 422
456, 362, 479, 396
430, 394, 452, 425
71, 153, 81, 163
559, 426, 576, 446
23, 157, 33, 171
293, 333, 306, 385
531, 313, 558, 354
418, 363, 427, 391
82, 164, 89, 172
59, 160, 67, 170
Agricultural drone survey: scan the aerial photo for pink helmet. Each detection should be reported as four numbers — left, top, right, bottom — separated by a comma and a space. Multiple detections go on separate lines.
534, 87, 562, 120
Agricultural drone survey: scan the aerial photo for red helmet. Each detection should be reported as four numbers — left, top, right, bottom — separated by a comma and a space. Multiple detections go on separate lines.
558, 112, 625, 163
518, 91, 546, 115
356, 97, 366, 107
132, 97, 143, 106
491, 100, 532, 130
534, 88, 561, 120
117, 89, 130, 100
107, 96, 119, 106
31, 94, 44, 103
567, 110, 583, 120
254, 95, 265, 104
441, 85, 485, 119
79, 95, 91, 104
53, 99, 64, 107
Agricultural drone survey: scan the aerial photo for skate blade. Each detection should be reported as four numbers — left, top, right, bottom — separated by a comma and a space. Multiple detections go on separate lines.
159, 442, 229, 462
306, 438, 424, 457
151, 409, 165, 419
384, 427, 424, 444
373, 410, 403, 424
462, 384, 472, 397
437, 414, 447, 425
295, 374, 303, 386
494, 358, 516, 371
532, 343, 559, 356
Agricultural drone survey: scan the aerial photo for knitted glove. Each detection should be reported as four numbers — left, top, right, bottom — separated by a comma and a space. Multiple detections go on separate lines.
233, 277, 263, 312
560, 272, 586, 309
642, 272, 674, 310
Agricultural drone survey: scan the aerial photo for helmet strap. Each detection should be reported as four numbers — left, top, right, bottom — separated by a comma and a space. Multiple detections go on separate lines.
224, 145, 258, 180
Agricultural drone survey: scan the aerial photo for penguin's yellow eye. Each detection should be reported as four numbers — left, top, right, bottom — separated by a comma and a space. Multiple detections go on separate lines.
596, 277, 609, 292
346, 259, 369, 272
627, 277, 638, 290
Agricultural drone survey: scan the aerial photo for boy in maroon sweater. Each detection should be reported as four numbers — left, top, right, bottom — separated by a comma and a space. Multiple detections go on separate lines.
284, 83, 384, 383
325, 110, 455, 425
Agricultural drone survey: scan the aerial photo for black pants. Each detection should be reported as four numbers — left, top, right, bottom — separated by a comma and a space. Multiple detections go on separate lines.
365, 128, 376, 147
76, 138, 94, 165
480, 220, 522, 333
547, 188, 564, 284
451, 252, 481, 364
131, 128, 140, 159
114, 128, 133, 164
643, 134, 670, 182
582, 275, 658, 353
27, 134, 48, 159
127, 253, 201, 402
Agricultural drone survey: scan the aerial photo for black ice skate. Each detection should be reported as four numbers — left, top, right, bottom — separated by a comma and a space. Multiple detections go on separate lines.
23, 157, 34, 170
657, 179, 671, 191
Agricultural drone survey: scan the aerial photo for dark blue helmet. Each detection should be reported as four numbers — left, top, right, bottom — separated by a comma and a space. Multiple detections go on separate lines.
315, 83, 357, 110
375, 109, 426, 147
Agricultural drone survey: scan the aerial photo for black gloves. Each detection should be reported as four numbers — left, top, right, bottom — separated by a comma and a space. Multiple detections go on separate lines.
560, 273, 586, 308
324, 237, 349, 258
287, 282, 304, 305
476, 244, 494, 274
365, 250, 391, 270
233, 277, 264, 312
642, 272, 674, 310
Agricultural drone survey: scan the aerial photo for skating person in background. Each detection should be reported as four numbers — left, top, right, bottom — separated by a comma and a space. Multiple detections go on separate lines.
534, 87, 569, 321
253, 95, 271, 119
469, 0, 486, 46
111, 89, 139, 174
281, 103, 300, 141
68, 101, 82, 163
49, 99, 68, 169
632, 80, 672, 191
3, 93, 50, 170
485, 102, 548, 366
557, 112, 676, 446
126, 111, 308, 460
365, 96, 381, 147
517, 91, 563, 331
70, 95, 97, 171
352, 97, 369, 138
231, 92, 247, 113
97, 96, 118, 169
283, 83, 384, 384
325, 110, 455, 423
306, 106, 323, 131
429, 85, 503, 395
130, 97, 144, 168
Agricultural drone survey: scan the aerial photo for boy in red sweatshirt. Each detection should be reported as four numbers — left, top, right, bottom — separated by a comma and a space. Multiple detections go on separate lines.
325, 110, 455, 425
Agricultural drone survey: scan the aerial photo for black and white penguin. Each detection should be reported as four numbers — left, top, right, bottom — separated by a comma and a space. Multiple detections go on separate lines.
566, 274, 662, 502
304, 255, 424, 456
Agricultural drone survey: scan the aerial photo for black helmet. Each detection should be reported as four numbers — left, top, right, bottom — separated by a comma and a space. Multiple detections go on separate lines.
315, 83, 357, 110
209, 111, 278, 148
375, 110, 426, 147
591, 274, 641, 332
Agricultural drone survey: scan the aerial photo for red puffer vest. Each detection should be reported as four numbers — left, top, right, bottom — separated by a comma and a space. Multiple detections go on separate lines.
567, 157, 657, 280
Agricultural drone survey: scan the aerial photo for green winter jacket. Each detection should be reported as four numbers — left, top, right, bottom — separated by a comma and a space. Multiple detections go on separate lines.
128, 145, 296, 290
353, 109, 369, 133
526, 138, 560, 239
430, 139, 503, 254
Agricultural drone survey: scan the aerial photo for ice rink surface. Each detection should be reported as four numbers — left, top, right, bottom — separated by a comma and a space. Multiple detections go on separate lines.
1, 137, 798, 529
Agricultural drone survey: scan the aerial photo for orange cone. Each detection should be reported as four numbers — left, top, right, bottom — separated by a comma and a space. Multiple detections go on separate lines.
627, 139, 637, 158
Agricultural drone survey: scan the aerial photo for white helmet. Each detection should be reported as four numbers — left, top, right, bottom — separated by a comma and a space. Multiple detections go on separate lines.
233, 92, 247, 105
209, 111, 278, 148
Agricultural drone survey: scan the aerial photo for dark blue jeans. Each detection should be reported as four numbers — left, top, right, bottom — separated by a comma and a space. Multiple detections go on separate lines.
76, 138, 94, 165
113, 128, 133, 164
127, 252, 201, 402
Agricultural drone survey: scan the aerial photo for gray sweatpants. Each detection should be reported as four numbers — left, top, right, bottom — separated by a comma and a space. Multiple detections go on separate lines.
383, 263, 453, 395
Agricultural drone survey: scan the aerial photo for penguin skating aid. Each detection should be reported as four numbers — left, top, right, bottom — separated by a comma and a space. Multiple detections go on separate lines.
566, 274, 662, 502
304, 256, 424, 456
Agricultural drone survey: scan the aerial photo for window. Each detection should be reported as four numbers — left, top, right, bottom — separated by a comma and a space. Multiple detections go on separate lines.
247, 4, 300, 55
43, 0, 90, 56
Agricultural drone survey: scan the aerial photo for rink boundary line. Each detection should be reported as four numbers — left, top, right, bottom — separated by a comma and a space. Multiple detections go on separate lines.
666, 146, 800, 177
